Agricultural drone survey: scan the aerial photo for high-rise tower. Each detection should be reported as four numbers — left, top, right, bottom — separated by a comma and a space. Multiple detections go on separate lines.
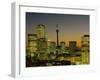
36, 24, 47, 54
56, 24, 59, 46
81, 35, 89, 64
27, 34, 37, 57
36, 24, 46, 39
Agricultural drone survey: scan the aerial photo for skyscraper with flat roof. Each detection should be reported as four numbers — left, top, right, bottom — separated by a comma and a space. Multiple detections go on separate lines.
27, 34, 37, 57
35, 24, 48, 60
81, 35, 90, 64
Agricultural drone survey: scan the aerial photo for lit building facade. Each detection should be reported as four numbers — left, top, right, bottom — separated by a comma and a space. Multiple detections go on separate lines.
36, 24, 48, 60
47, 40, 56, 53
49, 41, 56, 53
27, 34, 37, 57
36, 38, 48, 60
36, 24, 46, 39
37, 38, 47, 53
36, 24, 47, 51
81, 35, 90, 64
47, 40, 51, 53
70, 55, 81, 65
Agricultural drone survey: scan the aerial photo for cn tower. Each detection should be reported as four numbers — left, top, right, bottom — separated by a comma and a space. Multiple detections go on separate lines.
56, 24, 59, 47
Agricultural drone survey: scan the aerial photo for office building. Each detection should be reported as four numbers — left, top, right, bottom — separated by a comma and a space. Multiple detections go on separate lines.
49, 41, 56, 53
36, 24, 46, 39
37, 38, 47, 53
81, 35, 89, 64
27, 34, 37, 57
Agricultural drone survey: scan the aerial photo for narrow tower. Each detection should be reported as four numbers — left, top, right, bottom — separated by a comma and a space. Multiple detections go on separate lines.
56, 24, 59, 46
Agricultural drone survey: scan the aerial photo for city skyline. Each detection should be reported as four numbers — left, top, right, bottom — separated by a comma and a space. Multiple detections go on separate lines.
26, 12, 89, 47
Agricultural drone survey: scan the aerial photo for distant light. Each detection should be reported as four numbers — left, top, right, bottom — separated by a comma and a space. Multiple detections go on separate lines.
48, 40, 51, 41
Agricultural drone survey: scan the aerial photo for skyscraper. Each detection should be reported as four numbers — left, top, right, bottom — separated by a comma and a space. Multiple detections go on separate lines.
36, 24, 46, 39
27, 34, 37, 57
36, 24, 47, 52
81, 35, 90, 64
49, 41, 56, 53
37, 38, 47, 53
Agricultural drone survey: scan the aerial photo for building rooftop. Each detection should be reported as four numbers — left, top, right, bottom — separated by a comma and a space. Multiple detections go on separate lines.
37, 24, 45, 28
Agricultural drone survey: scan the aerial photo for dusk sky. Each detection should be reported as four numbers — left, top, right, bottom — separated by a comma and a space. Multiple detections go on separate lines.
26, 12, 89, 47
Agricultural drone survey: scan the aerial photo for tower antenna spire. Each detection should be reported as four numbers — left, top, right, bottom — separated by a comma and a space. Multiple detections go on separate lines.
56, 24, 58, 29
